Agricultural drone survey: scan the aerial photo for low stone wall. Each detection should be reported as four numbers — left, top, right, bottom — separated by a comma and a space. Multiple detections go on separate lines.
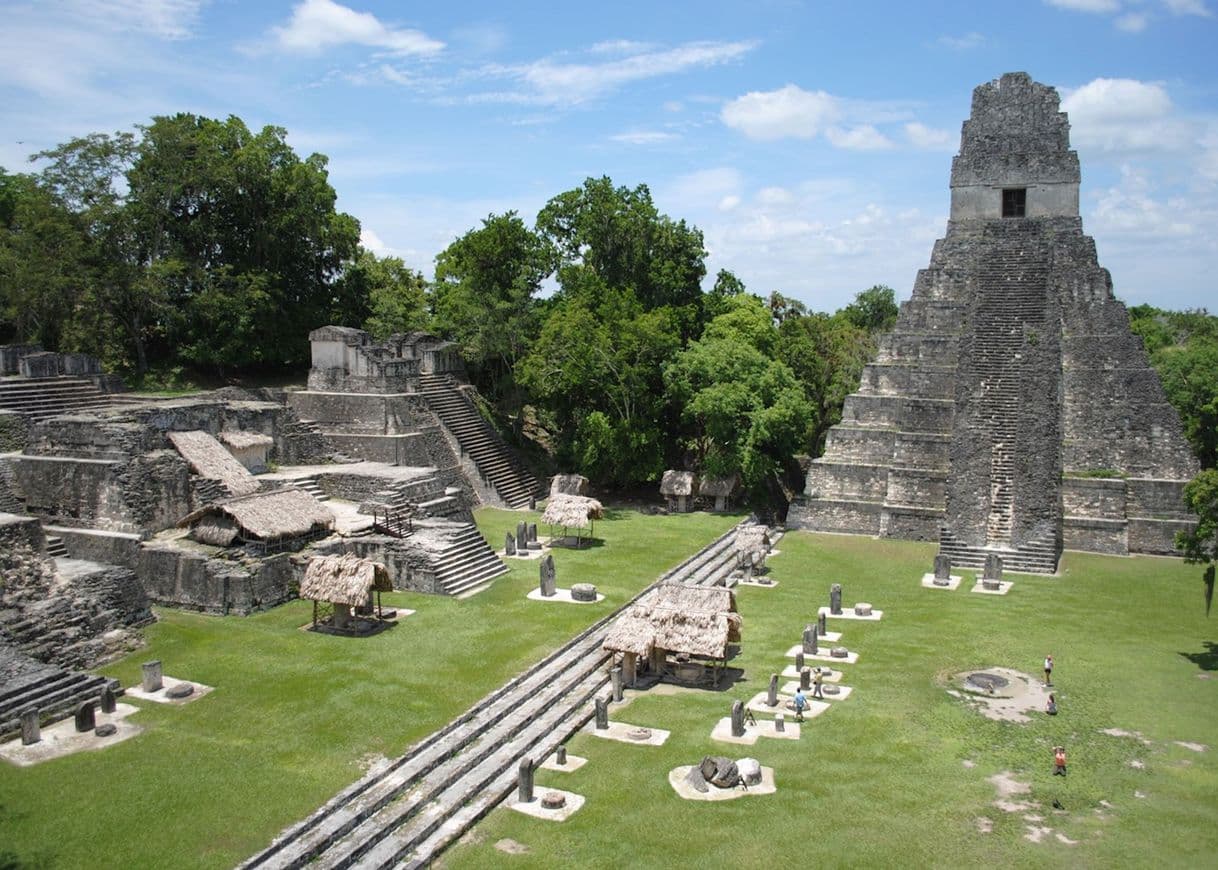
1128, 517, 1191, 556
1063, 516, 1128, 555
787, 497, 882, 534
821, 427, 897, 464
881, 504, 942, 540
46, 525, 143, 568
137, 546, 296, 615
1062, 476, 1127, 518
312, 536, 444, 594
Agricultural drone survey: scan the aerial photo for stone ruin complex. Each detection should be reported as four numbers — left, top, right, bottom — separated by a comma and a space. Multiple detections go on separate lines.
788, 73, 1199, 572
0, 329, 542, 731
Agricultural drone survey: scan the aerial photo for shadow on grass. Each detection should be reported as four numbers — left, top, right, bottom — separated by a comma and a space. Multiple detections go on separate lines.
1179, 641, 1218, 671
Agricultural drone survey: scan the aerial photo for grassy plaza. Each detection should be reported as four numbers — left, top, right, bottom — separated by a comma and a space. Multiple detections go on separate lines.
2, 508, 1216, 869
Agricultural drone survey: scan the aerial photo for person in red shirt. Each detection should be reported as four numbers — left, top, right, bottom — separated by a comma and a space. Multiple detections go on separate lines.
1053, 746, 1067, 776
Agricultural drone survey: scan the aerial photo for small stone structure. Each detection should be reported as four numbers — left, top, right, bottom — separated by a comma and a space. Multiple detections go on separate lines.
830, 584, 843, 615
730, 700, 745, 737
570, 583, 597, 602
142, 661, 163, 693
505, 533, 516, 556
802, 624, 818, 655
595, 697, 609, 730
517, 758, 534, 803
550, 474, 590, 497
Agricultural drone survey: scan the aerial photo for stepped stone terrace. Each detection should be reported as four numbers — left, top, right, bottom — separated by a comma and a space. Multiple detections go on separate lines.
787, 73, 1199, 573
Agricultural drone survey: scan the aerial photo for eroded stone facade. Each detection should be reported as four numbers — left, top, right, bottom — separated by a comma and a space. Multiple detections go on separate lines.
788, 73, 1198, 570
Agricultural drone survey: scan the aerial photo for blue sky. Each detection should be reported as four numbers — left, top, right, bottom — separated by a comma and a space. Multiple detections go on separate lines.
2, 0, 1216, 313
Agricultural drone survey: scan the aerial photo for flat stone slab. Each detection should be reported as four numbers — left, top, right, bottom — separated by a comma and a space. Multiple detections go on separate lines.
539, 752, 588, 773
784, 636, 841, 656
971, 580, 1014, 596
583, 720, 670, 746
745, 691, 833, 718
784, 646, 859, 665
780, 665, 842, 682
737, 577, 779, 589
124, 676, 214, 705
921, 573, 962, 590
710, 715, 804, 745
509, 788, 585, 822
669, 764, 777, 801
818, 605, 883, 621
0, 703, 141, 767
782, 682, 854, 701
527, 587, 605, 604
504, 548, 546, 561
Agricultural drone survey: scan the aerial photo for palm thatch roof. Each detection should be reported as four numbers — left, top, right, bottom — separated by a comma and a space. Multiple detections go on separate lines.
300, 554, 391, 605
541, 494, 604, 529
602, 582, 741, 660
167, 430, 259, 496
218, 430, 273, 450
660, 470, 697, 496
549, 473, 590, 497
699, 473, 741, 497
179, 488, 334, 542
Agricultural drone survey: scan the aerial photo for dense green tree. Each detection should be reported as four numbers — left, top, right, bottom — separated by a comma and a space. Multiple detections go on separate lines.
842, 284, 898, 332
338, 250, 429, 339
536, 176, 706, 338
665, 301, 811, 493
519, 279, 679, 485
433, 212, 552, 434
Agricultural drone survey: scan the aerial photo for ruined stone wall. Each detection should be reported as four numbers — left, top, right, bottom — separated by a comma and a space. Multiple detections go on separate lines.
0, 515, 150, 669
137, 546, 296, 614
0, 410, 30, 453
311, 536, 444, 595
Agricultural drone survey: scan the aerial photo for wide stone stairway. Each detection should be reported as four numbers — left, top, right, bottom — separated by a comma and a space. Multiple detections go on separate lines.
430, 522, 510, 596
0, 377, 113, 422
240, 519, 768, 869
0, 652, 117, 741
419, 373, 539, 509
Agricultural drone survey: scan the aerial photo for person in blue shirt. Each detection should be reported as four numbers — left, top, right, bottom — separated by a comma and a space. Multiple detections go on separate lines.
793, 687, 807, 721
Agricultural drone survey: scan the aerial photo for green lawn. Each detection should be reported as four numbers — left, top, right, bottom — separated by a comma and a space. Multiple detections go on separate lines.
0, 508, 741, 869
440, 532, 1218, 870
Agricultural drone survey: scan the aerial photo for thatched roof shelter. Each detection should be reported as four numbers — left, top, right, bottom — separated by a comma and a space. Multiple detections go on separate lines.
179, 488, 334, 545
300, 554, 391, 606
603, 582, 741, 660
699, 473, 741, 498
550, 473, 590, 497
542, 494, 603, 529
660, 470, 697, 497
168, 430, 259, 496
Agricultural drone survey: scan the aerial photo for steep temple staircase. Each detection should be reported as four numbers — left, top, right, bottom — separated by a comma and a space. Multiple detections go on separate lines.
0, 377, 113, 422
419, 373, 540, 509
938, 224, 1061, 574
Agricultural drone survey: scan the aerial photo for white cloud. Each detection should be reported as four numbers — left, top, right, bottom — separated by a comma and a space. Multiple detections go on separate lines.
1062, 78, 1189, 152
483, 40, 755, 106
272, 0, 444, 56
1115, 12, 1151, 30
721, 84, 840, 140
1162, 0, 1212, 15
660, 167, 744, 212
610, 130, 680, 145
359, 227, 391, 255
1045, 0, 1121, 11
904, 121, 955, 150
718, 195, 741, 211
936, 32, 986, 50
826, 124, 894, 150
77, 0, 205, 40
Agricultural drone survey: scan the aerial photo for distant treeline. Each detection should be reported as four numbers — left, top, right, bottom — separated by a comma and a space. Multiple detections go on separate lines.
1, 113, 1213, 502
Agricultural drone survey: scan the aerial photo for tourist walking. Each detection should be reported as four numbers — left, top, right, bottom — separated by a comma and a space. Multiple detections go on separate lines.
793, 687, 807, 722
812, 667, 825, 700
1053, 746, 1067, 776
1044, 654, 1054, 686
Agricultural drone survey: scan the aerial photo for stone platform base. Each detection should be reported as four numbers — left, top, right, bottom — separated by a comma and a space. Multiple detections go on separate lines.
0, 703, 141, 767
781, 665, 842, 682
784, 645, 858, 665
668, 765, 776, 801
818, 606, 884, 621
921, 573, 962, 590
710, 715, 805, 745
510, 788, 585, 821
782, 682, 854, 701
125, 676, 214, 705
971, 580, 1013, 596
539, 752, 587, 773
527, 587, 605, 604
583, 720, 669, 746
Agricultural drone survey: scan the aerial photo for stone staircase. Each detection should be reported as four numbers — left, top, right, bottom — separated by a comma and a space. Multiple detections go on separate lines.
239, 519, 755, 870
969, 226, 1050, 548
419, 373, 539, 509
0, 377, 113, 422
938, 528, 1060, 575
290, 475, 330, 503
373, 475, 463, 521
44, 535, 67, 559
0, 664, 119, 741
433, 524, 510, 597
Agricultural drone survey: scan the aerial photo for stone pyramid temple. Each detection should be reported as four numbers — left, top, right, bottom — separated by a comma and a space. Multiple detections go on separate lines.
786, 72, 1199, 573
